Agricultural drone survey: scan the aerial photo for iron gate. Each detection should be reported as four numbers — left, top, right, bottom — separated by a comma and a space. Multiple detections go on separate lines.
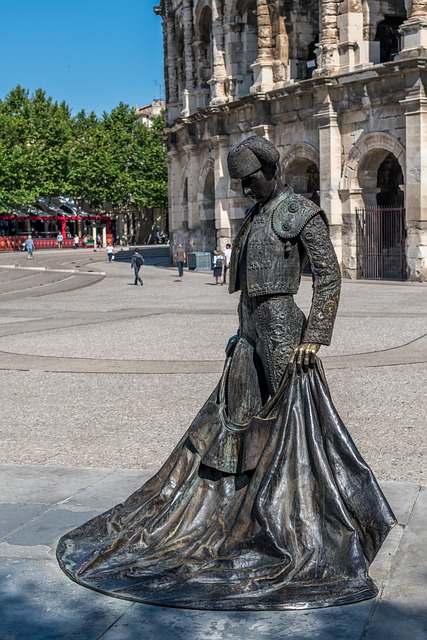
356, 206, 407, 280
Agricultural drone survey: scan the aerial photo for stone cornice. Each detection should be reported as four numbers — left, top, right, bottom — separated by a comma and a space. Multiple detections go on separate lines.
164, 58, 427, 135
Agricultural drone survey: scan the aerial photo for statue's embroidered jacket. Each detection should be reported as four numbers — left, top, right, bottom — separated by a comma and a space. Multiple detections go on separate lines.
228, 189, 341, 345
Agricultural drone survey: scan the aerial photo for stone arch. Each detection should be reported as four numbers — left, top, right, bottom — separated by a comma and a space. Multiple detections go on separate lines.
282, 143, 320, 199
341, 133, 407, 281
342, 132, 406, 193
198, 159, 215, 198
364, 1, 406, 41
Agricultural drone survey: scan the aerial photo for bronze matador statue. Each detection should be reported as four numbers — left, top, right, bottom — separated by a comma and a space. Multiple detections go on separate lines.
57, 136, 396, 611
225, 135, 341, 423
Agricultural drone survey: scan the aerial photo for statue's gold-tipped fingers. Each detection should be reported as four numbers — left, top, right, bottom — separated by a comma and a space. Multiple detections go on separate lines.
290, 343, 320, 374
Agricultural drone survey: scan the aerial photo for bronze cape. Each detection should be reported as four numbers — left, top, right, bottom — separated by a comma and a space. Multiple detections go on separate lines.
57, 356, 395, 610
57, 189, 396, 610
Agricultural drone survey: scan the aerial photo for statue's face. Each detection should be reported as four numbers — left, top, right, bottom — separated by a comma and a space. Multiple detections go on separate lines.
241, 167, 276, 204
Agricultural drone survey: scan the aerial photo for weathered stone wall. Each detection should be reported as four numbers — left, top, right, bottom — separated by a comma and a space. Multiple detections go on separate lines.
156, 0, 427, 281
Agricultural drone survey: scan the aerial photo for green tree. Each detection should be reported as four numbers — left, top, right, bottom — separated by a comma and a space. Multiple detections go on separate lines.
0, 86, 73, 206
130, 113, 168, 210
0, 86, 168, 213
66, 104, 167, 211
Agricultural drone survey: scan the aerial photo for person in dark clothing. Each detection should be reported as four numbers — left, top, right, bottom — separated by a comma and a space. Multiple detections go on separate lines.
130, 249, 144, 285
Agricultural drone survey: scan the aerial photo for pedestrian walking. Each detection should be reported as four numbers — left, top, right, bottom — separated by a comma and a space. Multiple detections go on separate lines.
73, 234, 79, 249
131, 248, 144, 285
24, 235, 34, 259
174, 244, 186, 278
57, 232, 63, 249
222, 243, 232, 285
107, 245, 114, 262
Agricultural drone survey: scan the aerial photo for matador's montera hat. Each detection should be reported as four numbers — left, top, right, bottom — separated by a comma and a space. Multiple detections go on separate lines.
227, 136, 280, 179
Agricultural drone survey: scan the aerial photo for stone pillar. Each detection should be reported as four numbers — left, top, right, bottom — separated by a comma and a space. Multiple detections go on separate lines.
209, 0, 228, 104
250, 0, 274, 93
211, 135, 231, 247
167, 146, 186, 246
183, 144, 199, 232
400, 75, 427, 280
182, 0, 196, 115
336, 0, 367, 73
397, 0, 427, 59
314, 0, 340, 76
315, 92, 343, 267
338, 187, 363, 279
163, 1, 180, 123
272, 1, 289, 86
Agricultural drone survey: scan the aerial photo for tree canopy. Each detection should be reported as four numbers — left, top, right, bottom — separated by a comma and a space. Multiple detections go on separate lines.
0, 86, 167, 212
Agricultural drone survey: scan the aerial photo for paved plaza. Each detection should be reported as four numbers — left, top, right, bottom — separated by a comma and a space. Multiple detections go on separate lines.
0, 247, 426, 639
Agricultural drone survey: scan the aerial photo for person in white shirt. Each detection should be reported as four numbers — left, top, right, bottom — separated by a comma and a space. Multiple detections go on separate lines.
222, 243, 232, 285
106, 245, 114, 262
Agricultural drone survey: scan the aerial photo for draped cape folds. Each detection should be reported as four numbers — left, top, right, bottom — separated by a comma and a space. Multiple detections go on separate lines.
57, 358, 396, 611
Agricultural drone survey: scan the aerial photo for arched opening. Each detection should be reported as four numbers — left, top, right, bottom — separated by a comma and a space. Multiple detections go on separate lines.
286, 1, 319, 81
236, 0, 258, 96
176, 24, 185, 108
195, 5, 213, 105
305, 35, 319, 79
182, 177, 189, 226
356, 150, 406, 280
376, 153, 404, 206
374, 15, 405, 62
283, 158, 320, 202
198, 169, 216, 251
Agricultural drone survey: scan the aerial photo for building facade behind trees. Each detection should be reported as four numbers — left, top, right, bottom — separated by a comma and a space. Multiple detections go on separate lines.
154, 0, 427, 281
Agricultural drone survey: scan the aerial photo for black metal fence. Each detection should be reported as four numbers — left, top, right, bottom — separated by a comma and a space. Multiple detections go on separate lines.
356, 206, 407, 281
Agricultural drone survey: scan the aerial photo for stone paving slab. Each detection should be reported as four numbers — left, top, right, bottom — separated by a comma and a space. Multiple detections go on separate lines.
0, 465, 425, 640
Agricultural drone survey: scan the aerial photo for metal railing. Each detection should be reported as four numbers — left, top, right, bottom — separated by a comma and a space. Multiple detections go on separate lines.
356, 206, 406, 281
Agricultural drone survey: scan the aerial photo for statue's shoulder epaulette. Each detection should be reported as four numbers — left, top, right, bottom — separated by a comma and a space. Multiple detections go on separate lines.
269, 191, 326, 240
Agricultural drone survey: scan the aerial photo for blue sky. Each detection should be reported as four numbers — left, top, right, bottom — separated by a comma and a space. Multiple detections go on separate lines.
0, 0, 164, 115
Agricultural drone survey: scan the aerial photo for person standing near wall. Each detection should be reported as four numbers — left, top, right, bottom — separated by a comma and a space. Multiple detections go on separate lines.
222, 243, 232, 285
213, 248, 224, 285
174, 244, 186, 278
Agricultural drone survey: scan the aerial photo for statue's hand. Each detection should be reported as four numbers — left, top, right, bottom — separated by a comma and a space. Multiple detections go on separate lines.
289, 343, 320, 374
225, 333, 239, 358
